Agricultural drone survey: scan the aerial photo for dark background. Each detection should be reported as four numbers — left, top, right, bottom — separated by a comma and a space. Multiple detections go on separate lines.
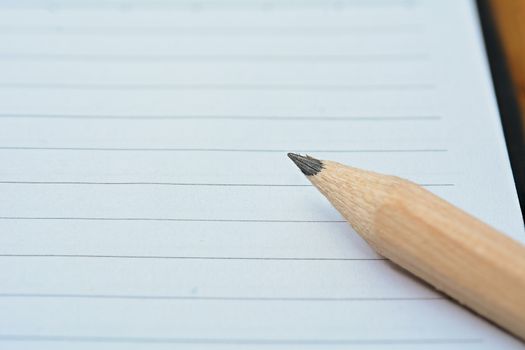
478, 0, 525, 219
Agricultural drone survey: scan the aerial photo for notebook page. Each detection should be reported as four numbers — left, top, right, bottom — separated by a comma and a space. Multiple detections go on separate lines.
0, 0, 523, 349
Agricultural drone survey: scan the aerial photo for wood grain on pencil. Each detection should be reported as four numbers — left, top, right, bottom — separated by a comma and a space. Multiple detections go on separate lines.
288, 153, 525, 341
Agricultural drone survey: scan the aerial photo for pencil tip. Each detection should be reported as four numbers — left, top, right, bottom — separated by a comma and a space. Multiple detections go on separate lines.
287, 153, 324, 176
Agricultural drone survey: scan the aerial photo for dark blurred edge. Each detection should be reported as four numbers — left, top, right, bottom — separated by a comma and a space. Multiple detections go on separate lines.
477, 0, 525, 220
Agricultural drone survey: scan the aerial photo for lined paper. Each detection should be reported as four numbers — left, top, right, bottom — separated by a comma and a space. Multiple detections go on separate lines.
0, 0, 524, 349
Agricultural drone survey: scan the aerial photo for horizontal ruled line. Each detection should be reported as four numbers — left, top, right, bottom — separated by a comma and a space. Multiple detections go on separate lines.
0, 334, 483, 345
0, 217, 345, 223
0, 147, 448, 153
0, 181, 455, 187
0, 25, 422, 37
0, 53, 429, 63
0, 1, 419, 11
0, 113, 442, 121
0, 181, 311, 187
0, 254, 381, 261
0, 293, 443, 302
0, 83, 435, 91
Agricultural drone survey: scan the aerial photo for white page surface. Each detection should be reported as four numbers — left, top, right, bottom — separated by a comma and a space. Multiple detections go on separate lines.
0, 0, 524, 349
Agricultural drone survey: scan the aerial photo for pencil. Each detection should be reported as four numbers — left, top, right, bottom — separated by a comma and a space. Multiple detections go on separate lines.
287, 153, 525, 340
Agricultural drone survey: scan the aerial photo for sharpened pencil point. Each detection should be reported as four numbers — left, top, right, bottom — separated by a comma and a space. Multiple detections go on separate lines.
287, 153, 324, 176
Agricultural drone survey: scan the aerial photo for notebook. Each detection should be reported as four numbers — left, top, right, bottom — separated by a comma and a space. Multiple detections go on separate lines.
0, 0, 524, 348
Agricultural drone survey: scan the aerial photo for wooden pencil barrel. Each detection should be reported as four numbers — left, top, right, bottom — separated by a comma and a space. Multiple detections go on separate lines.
298, 157, 525, 340
371, 182, 525, 340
